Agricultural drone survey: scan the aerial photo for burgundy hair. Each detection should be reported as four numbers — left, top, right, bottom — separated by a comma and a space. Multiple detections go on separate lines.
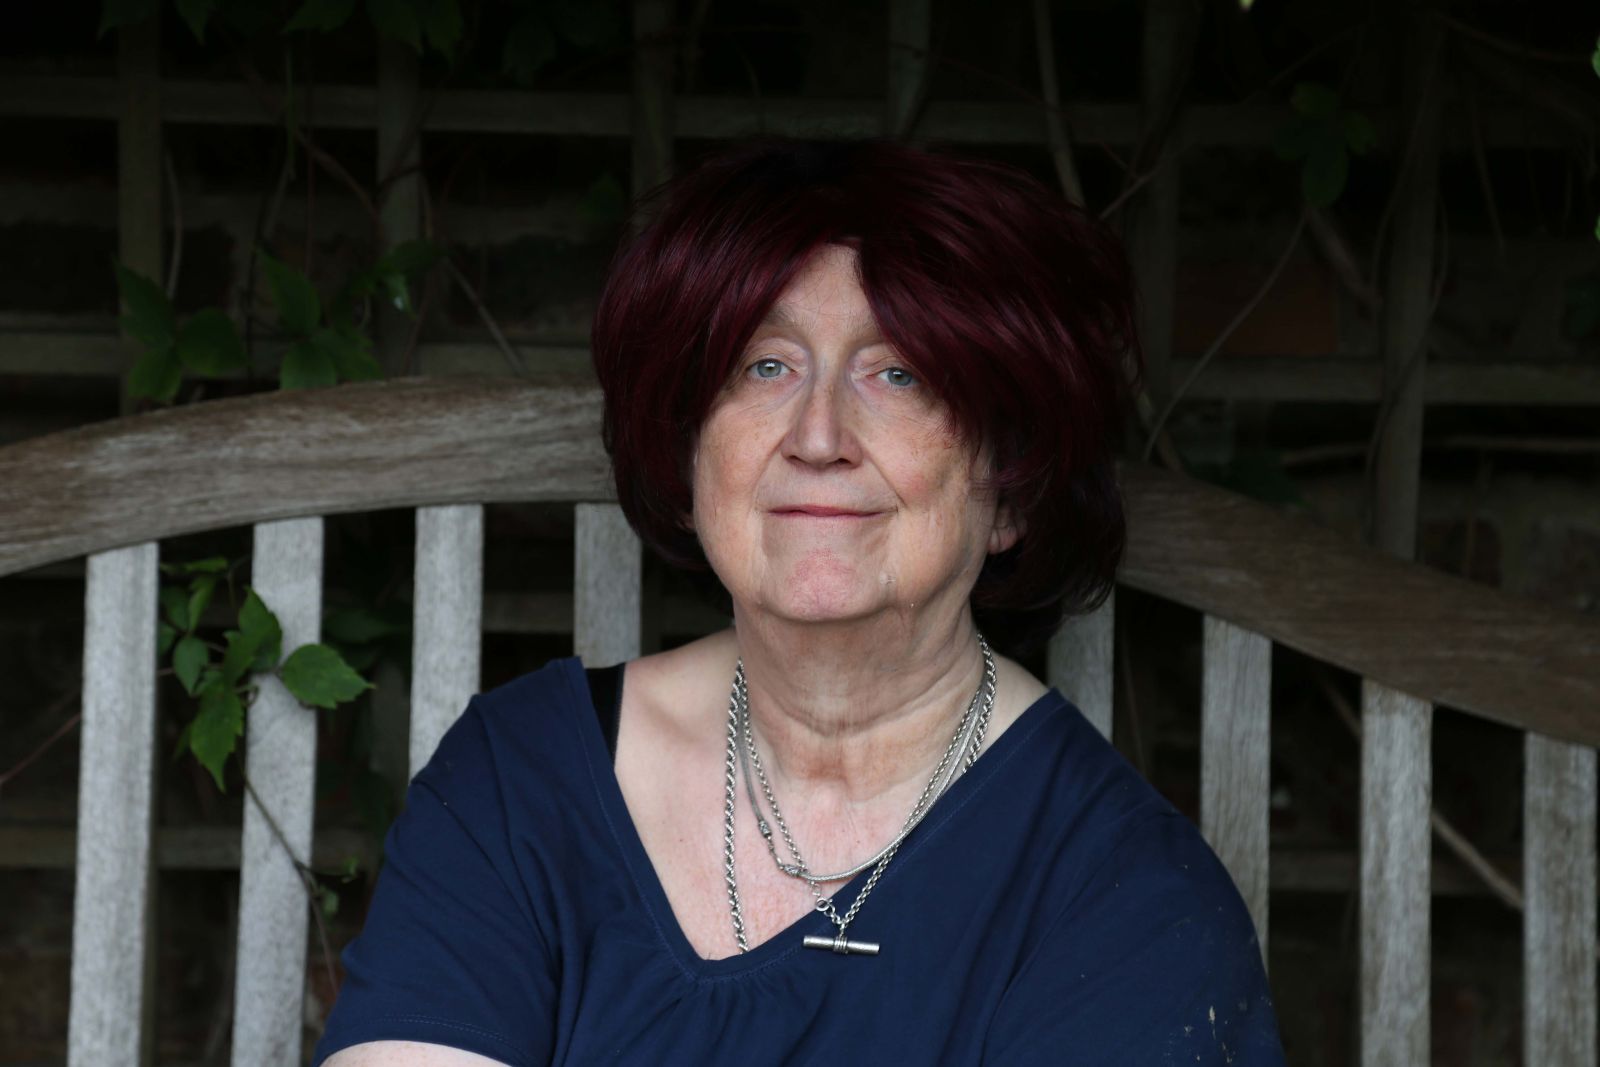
590, 138, 1141, 653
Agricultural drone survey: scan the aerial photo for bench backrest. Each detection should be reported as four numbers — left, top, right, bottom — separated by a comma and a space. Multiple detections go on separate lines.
2, 378, 1596, 1065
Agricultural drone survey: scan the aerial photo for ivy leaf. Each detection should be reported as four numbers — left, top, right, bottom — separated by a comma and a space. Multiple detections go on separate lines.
285, 0, 358, 31
173, 635, 209, 695
187, 575, 217, 631
98, 0, 159, 37
161, 556, 229, 576
158, 622, 178, 655
1341, 111, 1376, 155
323, 606, 402, 644
367, 0, 421, 51
281, 339, 339, 389
258, 252, 321, 336
176, 309, 246, 375
161, 585, 192, 632
128, 344, 182, 403
115, 263, 177, 349
189, 681, 244, 790
1301, 141, 1349, 208
235, 589, 284, 674
318, 884, 341, 919
422, 0, 462, 56
174, 0, 216, 41
315, 326, 385, 382
1290, 82, 1340, 120
502, 15, 556, 83
280, 643, 373, 709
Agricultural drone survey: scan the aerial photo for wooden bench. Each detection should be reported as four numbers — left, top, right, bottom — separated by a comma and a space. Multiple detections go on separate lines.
1, 377, 1595, 1066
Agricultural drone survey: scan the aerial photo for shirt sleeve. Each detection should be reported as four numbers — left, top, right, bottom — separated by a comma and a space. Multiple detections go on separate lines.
983, 812, 1287, 1066
313, 698, 557, 1067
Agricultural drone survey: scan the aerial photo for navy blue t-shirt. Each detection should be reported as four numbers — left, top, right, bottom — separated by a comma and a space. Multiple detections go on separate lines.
314, 658, 1285, 1065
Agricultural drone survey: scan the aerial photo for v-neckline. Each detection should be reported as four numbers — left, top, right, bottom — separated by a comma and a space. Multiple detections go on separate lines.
562, 656, 1066, 981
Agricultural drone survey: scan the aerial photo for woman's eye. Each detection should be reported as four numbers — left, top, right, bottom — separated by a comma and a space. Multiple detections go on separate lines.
750, 358, 788, 380
880, 366, 916, 388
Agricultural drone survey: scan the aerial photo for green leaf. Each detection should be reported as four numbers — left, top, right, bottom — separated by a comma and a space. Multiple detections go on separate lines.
128, 344, 182, 403
323, 606, 403, 644
318, 884, 341, 919
502, 15, 556, 83
158, 622, 178, 655
340, 855, 361, 881
162, 556, 229, 576
280, 644, 373, 709
228, 589, 284, 676
377, 239, 444, 279
115, 262, 177, 349
258, 252, 321, 336
280, 339, 338, 390
285, 0, 358, 31
176, 309, 246, 375
1592, 35, 1599, 79
161, 585, 192, 632
173, 635, 209, 695
174, 0, 216, 41
189, 682, 244, 790
1301, 142, 1349, 208
1341, 111, 1376, 155
422, 0, 462, 56
579, 172, 627, 230
99, 0, 159, 36
313, 326, 384, 382
1290, 82, 1340, 120
367, 0, 421, 50
547, 0, 619, 49
187, 575, 217, 630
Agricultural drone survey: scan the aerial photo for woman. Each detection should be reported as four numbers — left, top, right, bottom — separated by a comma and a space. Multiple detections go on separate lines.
315, 139, 1286, 1065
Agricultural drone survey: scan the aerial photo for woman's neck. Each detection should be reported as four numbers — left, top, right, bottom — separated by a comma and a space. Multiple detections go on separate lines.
727, 609, 987, 808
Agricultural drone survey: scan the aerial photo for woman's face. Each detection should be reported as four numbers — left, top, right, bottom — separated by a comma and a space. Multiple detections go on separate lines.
692, 244, 1019, 630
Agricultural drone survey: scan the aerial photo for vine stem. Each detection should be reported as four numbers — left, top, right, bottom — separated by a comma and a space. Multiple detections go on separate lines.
0, 695, 80, 795
240, 762, 340, 997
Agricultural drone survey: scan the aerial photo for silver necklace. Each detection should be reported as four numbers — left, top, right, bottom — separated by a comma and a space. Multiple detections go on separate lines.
720, 634, 997, 956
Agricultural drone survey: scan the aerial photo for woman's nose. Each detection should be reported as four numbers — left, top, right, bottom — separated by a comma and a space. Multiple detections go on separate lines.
781, 377, 859, 468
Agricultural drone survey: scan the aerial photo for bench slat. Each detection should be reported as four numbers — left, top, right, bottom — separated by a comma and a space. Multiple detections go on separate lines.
1047, 593, 1115, 739
68, 543, 160, 1066
1359, 680, 1432, 1067
1200, 615, 1271, 960
410, 505, 485, 776
232, 518, 323, 1067
1524, 733, 1597, 1065
574, 503, 641, 666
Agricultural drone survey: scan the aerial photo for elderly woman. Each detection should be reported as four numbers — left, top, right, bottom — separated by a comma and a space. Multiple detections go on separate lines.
315, 139, 1285, 1065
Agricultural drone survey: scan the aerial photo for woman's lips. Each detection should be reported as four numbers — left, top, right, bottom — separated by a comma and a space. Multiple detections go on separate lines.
770, 506, 882, 518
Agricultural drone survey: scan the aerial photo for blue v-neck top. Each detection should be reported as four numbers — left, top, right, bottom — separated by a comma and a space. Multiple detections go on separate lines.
313, 658, 1285, 1065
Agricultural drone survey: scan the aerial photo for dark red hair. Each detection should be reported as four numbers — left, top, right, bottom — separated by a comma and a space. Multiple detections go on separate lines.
590, 138, 1141, 652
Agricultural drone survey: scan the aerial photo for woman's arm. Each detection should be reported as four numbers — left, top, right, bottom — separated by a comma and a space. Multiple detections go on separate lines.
323, 1041, 511, 1066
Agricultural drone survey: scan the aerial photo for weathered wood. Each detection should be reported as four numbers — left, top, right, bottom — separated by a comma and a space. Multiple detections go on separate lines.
1359, 680, 1432, 1067
1046, 593, 1114, 739
2, 389, 1596, 743
0, 380, 609, 577
1116, 460, 1600, 749
116, 18, 162, 418
574, 503, 642, 666
1199, 615, 1272, 962
232, 518, 323, 1067
410, 505, 484, 776
0, 74, 1569, 149
1524, 733, 1597, 1066
67, 543, 159, 1067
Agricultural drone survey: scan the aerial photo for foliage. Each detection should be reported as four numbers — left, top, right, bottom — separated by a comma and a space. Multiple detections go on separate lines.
160, 557, 371, 791
1273, 82, 1375, 208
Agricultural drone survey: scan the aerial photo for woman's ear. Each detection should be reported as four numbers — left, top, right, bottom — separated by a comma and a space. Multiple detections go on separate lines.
987, 501, 1025, 555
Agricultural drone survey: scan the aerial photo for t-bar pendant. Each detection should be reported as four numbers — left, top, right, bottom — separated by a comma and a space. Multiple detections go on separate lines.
803, 934, 880, 956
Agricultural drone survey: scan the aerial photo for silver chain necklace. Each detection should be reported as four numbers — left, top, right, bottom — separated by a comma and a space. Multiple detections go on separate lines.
720, 633, 997, 956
